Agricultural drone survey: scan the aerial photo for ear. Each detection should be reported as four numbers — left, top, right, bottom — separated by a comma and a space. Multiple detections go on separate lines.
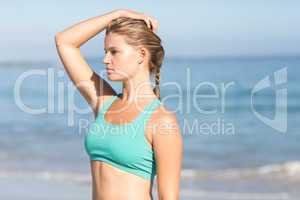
137, 47, 148, 64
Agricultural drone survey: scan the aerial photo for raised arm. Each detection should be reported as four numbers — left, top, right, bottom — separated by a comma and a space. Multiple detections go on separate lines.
54, 10, 122, 118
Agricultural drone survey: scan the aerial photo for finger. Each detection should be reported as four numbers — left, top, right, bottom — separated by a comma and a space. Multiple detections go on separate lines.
153, 20, 158, 32
147, 16, 156, 30
151, 21, 157, 32
144, 17, 151, 29
150, 18, 158, 32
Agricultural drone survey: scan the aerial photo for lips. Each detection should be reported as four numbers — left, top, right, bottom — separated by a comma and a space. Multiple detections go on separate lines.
106, 67, 114, 74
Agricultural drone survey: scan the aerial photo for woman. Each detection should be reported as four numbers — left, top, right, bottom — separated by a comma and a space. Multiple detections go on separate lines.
55, 9, 183, 200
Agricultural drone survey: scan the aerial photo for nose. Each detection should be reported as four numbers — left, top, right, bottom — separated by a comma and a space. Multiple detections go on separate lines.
102, 52, 111, 65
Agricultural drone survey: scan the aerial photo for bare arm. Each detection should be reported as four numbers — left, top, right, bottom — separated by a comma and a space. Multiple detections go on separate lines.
55, 10, 122, 118
153, 108, 183, 200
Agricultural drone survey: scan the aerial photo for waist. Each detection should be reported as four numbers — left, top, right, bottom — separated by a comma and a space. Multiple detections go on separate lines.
91, 161, 154, 200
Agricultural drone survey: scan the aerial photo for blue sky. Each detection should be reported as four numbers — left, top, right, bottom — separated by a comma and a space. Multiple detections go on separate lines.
1, 0, 300, 61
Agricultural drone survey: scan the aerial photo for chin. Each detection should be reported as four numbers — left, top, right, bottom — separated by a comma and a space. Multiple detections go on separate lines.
107, 74, 123, 81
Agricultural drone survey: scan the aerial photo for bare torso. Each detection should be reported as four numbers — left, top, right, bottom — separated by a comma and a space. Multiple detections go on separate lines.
90, 161, 154, 200
89, 96, 159, 200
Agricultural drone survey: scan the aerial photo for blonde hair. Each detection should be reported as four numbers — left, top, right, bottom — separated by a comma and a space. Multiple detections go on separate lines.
105, 17, 165, 100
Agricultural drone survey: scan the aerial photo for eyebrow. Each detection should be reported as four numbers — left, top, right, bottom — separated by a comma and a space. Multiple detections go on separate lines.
104, 47, 118, 51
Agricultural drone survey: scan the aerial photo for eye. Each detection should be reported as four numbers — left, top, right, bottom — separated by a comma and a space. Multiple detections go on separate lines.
104, 49, 117, 55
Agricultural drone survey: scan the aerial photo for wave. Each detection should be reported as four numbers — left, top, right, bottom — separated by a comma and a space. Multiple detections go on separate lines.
182, 161, 300, 180
0, 170, 91, 184
1, 161, 300, 183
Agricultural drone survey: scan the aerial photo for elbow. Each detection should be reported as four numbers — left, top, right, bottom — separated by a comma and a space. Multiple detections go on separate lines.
55, 32, 72, 47
54, 32, 64, 47
55, 32, 77, 48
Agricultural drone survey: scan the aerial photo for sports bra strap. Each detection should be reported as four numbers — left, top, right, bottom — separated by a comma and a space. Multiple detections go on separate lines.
98, 95, 118, 115
136, 98, 162, 125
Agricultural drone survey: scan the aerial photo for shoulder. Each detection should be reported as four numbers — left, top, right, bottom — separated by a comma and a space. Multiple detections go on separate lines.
153, 105, 179, 127
150, 104, 182, 140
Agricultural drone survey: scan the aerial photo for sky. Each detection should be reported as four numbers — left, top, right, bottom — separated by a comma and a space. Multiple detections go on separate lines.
1, 0, 300, 61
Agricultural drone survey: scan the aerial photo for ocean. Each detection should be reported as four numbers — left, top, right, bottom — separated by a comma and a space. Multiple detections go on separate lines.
0, 56, 299, 200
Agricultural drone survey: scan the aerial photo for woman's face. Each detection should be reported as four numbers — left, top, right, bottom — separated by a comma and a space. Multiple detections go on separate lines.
103, 33, 142, 81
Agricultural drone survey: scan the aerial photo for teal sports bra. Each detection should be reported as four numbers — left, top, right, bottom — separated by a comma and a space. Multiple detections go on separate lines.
84, 94, 162, 180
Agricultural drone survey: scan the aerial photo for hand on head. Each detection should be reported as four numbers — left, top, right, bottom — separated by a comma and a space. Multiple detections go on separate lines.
116, 9, 159, 33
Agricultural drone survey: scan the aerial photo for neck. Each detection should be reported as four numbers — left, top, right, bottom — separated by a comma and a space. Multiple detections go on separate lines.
121, 74, 156, 103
